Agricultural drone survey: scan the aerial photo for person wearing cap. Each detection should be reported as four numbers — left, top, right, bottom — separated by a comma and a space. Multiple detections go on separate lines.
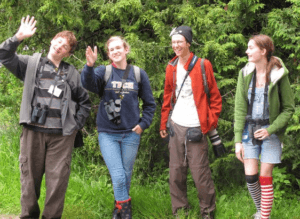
0, 16, 91, 218
160, 26, 222, 218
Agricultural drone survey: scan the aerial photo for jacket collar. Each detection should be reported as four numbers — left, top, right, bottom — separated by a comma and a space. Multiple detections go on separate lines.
169, 52, 194, 71
242, 57, 287, 85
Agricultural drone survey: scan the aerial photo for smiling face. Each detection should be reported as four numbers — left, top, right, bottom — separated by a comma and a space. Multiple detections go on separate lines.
246, 39, 266, 63
107, 39, 129, 66
48, 37, 71, 62
171, 34, 190, 58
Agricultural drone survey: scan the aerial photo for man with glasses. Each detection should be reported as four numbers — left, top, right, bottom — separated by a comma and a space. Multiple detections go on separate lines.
160, 26, 222, 219
0, 15, 90, 219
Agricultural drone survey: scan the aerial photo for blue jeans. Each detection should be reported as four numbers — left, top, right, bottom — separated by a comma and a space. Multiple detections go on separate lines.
98, 132, 140, 201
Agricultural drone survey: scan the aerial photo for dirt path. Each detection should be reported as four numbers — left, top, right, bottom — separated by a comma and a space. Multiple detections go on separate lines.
0, 215, 19, 219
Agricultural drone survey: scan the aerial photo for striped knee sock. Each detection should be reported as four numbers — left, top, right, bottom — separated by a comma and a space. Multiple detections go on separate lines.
245, 174, 261, 212
260, 176, 274, 219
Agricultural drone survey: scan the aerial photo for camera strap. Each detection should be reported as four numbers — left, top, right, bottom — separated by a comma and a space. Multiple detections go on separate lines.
118, 64, 132, 100
171, 55, 198, 110
247, 70, 269, 120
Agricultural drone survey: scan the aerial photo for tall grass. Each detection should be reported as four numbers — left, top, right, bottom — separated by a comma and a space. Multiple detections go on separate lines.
0, 114, 299, 218
0, 110, 21, 215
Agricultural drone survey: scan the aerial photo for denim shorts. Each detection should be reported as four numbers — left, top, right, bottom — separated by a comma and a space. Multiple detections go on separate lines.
242, 81, 282, 163
242, 124, 282, 164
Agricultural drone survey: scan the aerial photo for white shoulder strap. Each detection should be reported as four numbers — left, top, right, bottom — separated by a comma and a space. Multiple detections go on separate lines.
105, 64, 140, 84
133, 65, 140, 83
104, 64, 112, 84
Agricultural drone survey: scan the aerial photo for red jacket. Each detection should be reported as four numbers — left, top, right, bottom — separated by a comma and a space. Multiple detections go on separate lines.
160, 52, 222, 134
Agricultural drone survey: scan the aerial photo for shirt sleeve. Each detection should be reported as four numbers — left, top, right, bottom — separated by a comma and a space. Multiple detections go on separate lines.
137, 68, 156, 130
0, 35, 30, 81
266, 74, 295, 135
71, 67, 91, 129
205, 59, 222, 128
234, 69, 248, 143
80, 64, 105, 94
160, 65, 173, 131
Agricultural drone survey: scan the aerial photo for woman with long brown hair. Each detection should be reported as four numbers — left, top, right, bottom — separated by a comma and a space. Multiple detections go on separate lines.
234, 34, 294, 219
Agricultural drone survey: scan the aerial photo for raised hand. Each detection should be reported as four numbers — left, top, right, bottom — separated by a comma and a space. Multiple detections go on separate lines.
86, 46, 97, 67
15, 15, 37, 41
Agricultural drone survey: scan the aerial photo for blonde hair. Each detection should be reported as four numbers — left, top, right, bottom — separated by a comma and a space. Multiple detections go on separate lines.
105, 36, 130, 56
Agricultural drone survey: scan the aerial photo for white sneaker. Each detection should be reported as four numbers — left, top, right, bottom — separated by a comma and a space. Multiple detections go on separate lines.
253, 211, 261, 219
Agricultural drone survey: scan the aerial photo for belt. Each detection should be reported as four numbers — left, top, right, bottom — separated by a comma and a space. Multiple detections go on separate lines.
246, 118, 270, 126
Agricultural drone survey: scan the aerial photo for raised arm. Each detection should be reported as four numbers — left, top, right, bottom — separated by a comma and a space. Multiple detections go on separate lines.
0, 15, 37, 81
81, 46, 105, 94
86, 46, 97, 67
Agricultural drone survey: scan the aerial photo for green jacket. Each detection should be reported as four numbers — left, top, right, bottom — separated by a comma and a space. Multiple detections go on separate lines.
234, 58, 295, 143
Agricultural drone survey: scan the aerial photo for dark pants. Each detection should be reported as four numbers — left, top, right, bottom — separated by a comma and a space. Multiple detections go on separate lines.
19, 127, 77, 219
168, 121, 216, 215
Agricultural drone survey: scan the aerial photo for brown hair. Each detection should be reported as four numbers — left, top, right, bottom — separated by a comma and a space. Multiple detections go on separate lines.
105, 36, 130, 60
250, 34, 282, 83
53, 30, 77, 54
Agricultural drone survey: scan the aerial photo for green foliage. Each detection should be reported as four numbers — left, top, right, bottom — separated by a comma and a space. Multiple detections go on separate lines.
272, 167, 300, 200
1, 0, 300, 203
1, 121, 300, 217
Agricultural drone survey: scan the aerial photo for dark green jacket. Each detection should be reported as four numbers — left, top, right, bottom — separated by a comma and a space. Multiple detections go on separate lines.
234, 58, 295, 143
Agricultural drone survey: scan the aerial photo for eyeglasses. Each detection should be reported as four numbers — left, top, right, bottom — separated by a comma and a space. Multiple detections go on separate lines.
171, 40, 185, 46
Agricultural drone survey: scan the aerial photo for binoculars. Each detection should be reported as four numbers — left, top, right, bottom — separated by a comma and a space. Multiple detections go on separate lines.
104, 99, 121, 125
31, 103, 49, 125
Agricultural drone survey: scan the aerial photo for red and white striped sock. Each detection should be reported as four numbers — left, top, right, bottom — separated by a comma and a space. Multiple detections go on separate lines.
260, 176, 274, 219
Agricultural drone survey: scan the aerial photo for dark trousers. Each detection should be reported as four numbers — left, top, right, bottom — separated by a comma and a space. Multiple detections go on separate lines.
19, 127, 77, 219
168, 121, 216, 215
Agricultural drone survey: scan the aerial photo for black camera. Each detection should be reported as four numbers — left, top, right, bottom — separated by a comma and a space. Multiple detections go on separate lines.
104, 99, 121, 125
31, 103, 49, 125
248, 123, 262, 138
251, 122, 262, 146
246, 116, 263, 146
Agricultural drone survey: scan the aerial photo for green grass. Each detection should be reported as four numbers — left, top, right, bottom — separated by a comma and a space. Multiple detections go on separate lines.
0, 118, 300, 218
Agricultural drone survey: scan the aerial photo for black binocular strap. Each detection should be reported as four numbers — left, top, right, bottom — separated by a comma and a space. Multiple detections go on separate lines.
247, 70, 269, 120
117, 64, 132, 98
35, 58, 48, 85
121, 64, 131, 85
